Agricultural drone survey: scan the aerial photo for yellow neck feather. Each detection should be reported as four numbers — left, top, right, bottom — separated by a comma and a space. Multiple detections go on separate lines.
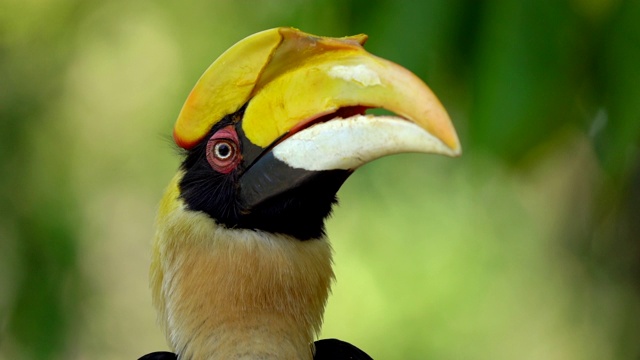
150, 173, 334, 359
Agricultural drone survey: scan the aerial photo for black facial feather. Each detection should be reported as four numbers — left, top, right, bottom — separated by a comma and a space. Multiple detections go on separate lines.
179, 116, 244, 222
178, 108, 351, 240
240, 169, 349, 239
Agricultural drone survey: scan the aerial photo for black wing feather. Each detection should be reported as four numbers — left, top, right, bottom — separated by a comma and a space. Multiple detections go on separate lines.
137, 339, 371, 359
137, 351, 177, 360
314, 338, 373, 360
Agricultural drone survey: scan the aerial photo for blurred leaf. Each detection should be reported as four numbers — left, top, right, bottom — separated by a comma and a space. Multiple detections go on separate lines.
596, 0, 640, 180
0, 1, 86, 358
470, 0, 581, 161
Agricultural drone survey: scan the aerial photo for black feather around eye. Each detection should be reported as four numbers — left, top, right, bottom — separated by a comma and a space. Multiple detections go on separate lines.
179, 117, 244, 223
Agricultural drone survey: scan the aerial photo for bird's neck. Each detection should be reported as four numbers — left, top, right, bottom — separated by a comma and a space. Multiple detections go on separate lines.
151, 179, 334, 359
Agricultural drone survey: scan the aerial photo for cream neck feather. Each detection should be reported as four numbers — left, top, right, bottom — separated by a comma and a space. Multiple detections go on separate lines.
150, 174, 334, 359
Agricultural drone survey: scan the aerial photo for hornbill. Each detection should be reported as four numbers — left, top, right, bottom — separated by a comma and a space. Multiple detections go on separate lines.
139, 28, 460, 360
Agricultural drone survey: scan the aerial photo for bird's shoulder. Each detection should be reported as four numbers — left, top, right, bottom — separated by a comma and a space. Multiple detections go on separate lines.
137, 339, 372, 360
314, 338, 373, 360
137, 351, 177, 360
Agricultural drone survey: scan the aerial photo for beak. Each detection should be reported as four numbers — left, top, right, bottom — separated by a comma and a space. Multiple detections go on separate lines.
173, 27, 461, 210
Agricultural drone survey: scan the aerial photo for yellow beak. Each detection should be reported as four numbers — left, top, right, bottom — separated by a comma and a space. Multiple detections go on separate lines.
173, 27, 460, 157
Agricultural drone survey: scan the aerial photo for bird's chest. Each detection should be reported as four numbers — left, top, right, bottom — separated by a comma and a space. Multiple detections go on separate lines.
154, 226, 334, 359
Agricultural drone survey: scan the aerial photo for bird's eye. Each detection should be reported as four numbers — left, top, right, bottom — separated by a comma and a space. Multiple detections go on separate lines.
213, 141, 233, 160
206, 125, 241, 174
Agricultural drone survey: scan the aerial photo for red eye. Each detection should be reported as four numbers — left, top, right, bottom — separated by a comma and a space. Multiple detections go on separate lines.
206, 125, 241, 174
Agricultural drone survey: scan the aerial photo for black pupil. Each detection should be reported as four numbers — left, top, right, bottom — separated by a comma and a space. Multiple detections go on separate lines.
216, 142, 231, 159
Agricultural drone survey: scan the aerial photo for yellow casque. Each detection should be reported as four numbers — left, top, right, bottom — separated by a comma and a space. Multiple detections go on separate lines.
173, 27, 459, 153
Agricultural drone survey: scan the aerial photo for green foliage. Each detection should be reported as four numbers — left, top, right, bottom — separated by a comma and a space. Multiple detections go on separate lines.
1, 0, 638, 359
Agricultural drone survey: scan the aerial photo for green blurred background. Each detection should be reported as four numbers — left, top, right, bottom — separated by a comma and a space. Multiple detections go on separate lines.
1, 0, 639, 359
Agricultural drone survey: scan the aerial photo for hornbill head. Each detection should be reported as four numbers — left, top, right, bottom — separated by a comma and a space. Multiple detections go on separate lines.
147, 27, 460, 360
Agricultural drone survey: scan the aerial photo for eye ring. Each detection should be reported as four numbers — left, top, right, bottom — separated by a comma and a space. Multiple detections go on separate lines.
206, 125, 241, 174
